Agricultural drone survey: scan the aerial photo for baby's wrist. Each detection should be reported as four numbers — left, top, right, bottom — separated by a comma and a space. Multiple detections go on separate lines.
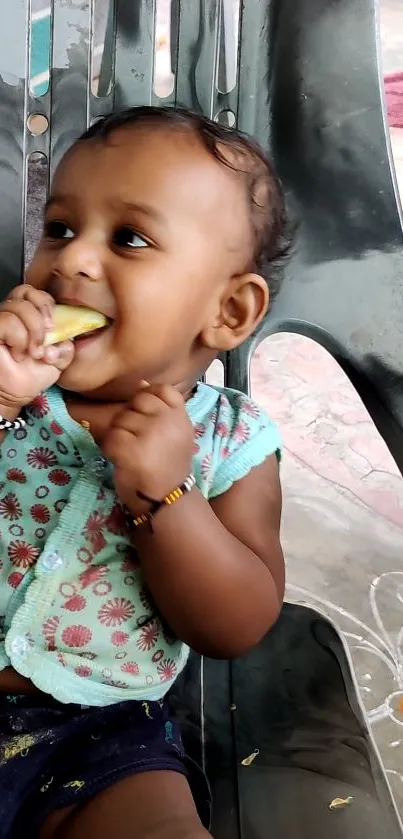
0, 404, 25, 440
0, 403, 24, 422
130, 474, 196, 532
125, 494, 153, 520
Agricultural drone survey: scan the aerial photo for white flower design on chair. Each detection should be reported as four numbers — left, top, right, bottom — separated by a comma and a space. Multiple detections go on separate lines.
287, 571, 403, 810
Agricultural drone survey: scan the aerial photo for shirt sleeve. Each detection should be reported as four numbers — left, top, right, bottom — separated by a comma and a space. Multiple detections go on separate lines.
208, 389, 282, 500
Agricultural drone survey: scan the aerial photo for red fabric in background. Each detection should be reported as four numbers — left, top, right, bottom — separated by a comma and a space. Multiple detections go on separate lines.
384, 72, 403, 129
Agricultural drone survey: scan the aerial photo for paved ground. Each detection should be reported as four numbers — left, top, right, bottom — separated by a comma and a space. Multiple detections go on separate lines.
380, 0, 402, 74
381, 0, 403, 200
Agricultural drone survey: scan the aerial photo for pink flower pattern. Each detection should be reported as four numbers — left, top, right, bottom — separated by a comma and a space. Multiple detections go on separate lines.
62, 625, 92, 648
0, 493, 22, 521
8, 572, 23, 589
111, 631, 129, 647
105, 503, 128, 535
50, 420, 64, 436
0, 386, 270, 695
27, 447, 57, 469
75, 665, 92, 678
6, 469, 27, 484
8, 540, 39, 568
194, 422, 206, 439
157, 659, 178, 682
62, 594, 87, 612
242, 399, 260, 419
28, 393, 49, 419
30, 504, 50, 524
83, 512, 107, 555
97, 597, 135, 627
49, 469, 71, 486
215, 422, 229, 438
136, 620, 159, 652
201, 454, 212, 479
42, 616, 60, 650
233, 420, 251, 443
79, 565, 108, 590
121, 661, 139, 675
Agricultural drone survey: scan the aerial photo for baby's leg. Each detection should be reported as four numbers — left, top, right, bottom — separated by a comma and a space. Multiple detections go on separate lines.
39, 770, 210, 839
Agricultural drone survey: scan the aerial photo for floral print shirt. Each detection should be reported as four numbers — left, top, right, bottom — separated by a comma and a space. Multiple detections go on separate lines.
0, 383, 281, 706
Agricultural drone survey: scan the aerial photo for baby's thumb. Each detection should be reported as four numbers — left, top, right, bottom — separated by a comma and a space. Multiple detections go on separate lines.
43, 340, 75, 371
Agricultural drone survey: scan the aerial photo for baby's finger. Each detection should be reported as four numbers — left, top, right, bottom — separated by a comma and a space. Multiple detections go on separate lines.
111, 409, 146, 438
141, 383, 185, 410
103, 426, 142, 470
43, 340, 75, 371
131, 389, 169, 417
0, 312, 30, 360
1, 299, 48, 354
6, 285, 55, 329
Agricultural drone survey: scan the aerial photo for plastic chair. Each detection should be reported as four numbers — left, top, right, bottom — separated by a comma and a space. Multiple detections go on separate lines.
0, 1, 402, 836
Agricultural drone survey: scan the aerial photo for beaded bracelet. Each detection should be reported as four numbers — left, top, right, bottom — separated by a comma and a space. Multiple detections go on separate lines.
0, 414, 26, 432
133, 473, 196, 531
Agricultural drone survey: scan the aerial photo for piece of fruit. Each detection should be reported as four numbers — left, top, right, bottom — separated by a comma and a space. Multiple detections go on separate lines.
44, 305, 108, 346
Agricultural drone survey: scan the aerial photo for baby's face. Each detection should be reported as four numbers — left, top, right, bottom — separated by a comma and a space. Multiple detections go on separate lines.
26, 125, 252, 400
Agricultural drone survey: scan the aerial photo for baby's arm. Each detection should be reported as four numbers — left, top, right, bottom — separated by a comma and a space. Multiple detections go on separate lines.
104, 383, 284, 659
135, 454, 283, 659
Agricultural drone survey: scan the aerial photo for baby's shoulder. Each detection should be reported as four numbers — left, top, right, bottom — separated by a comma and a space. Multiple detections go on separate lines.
188, 382, 281, 499
191, 381, 271, 430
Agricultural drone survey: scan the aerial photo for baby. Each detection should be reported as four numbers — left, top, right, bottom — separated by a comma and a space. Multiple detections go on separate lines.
0, 107, 286, 838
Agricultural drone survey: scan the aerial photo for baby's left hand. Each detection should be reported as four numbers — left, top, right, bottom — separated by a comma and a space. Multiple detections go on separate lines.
102, 383, 194, 514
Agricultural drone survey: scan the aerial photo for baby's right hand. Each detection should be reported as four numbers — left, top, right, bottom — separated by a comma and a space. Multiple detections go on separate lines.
0, 285, 74, 414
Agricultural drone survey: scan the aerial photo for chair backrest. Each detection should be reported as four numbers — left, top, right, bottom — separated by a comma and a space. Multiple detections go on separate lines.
0, 0, 402, 468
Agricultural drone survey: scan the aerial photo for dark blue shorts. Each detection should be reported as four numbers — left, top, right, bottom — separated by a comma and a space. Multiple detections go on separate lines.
0, 692, 210, 838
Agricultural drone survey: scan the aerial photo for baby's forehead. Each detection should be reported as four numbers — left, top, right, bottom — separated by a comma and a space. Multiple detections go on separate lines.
54, 125, 252, 252
61, 125, 246, 198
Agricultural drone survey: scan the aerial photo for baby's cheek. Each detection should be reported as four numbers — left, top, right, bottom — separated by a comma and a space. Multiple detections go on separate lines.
25, 259, 49, 290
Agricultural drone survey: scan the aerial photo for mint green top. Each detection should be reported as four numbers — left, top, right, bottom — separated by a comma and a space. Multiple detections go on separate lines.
0, 383, 281, 706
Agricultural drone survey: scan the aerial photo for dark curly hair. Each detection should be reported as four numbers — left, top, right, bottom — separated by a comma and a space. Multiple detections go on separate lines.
78, 106, 289, 300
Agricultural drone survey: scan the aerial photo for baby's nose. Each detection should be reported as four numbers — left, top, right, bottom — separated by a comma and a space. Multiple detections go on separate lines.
53, 236, 104, 282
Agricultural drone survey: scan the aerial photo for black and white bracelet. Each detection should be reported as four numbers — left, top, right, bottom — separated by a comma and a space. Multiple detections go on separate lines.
0, 414, 26, 432
133, 473, 197, 531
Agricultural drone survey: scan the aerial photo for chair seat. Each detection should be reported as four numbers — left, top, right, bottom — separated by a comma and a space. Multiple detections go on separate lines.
170, 604, 402, 838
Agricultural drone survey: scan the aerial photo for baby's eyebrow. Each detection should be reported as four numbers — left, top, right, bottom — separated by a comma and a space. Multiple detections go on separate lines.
44, 194, 65, 212
44, 195, 166, 228
117, 201, 166, 226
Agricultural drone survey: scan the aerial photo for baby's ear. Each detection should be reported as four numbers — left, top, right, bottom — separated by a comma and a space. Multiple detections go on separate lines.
201, 273, 269, 352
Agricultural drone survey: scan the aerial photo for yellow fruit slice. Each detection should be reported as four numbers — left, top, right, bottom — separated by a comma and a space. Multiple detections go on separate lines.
44, 305, 108, 346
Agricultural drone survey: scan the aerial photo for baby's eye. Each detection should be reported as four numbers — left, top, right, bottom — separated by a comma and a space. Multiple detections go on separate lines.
44, 221, 74, 240
113, 227, 149, 249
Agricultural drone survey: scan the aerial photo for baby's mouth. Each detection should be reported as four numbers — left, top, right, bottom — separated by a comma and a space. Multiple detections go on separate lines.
72, 323, 110, 343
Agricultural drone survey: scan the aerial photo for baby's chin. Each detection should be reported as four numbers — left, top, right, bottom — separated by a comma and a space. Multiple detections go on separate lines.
57, 365, 102, 394
57, 365, 137, 403
56, 340, 114, 394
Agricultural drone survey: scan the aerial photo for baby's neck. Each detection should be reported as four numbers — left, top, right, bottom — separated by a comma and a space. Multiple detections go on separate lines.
64, 381, 198, 446
64, 396, 124, 446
